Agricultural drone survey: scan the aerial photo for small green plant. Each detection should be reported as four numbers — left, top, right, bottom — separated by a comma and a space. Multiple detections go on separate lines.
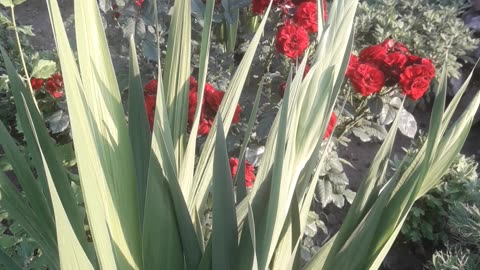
401, 154, 479, 244
426, 202, 480, 269
428, 245, 480, 270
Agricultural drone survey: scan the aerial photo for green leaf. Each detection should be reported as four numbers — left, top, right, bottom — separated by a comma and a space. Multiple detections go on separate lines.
0, 120, 55, 233
21, 95, 94, 270
31, 60, 57, 79
128, 35, 150, 224
0, 171, 58, 268
163, 0, 191, 170
212, 116, 238, 270
0, 246, 22, 270
47, 0, 139, 267
0, 0, 13, 7
181, 0, 215, 207
143, 1, 202, 269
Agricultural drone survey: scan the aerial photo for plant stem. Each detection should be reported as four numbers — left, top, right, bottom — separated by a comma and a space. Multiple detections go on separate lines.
10, 6, 39, 110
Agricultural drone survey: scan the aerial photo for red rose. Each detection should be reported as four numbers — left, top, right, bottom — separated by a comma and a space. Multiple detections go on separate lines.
275, 21, 310, 59
233, 105, 242, 124
399, 65, 434, 100
189, 76, 198, 90
30, 78, 44, 91
252, 0, 270, 14
51, 73, 64, 88
187, 89, 198, 126
186, 81, 242, 136
45, 73, 64, 98
198, 119, 212, 136
359, 44, 388, 66
346, 54, 359, 78
381, 39, 395, 50
382, 52, 408, 83
229, 157, 256, 188
135, 0, 144, 8
144, 94, 156, 131
419, 58, 435, 79
323, 112, 337, 140
204, 84, 224, 115
349, 63, 385, 96
294, 2, 318, 33
407, 54, 422, 65
144, 79, 158, 95
393, 41, 409, 53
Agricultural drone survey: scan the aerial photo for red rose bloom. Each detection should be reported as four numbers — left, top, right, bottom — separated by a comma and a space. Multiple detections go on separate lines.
187, 77, 242, 135
275, 21, 310, 59
233, 105, 242, 124
349, 63, 385, 96
45, 73, 64, 98
204, 83, 223, 114
407, 54, 422, 66
382, 52, 408, 83
359, 44, 388, 66
30, 78, 44, 91
393, 41, 409, 53
346, 54, 359, 78
292, 0, 328, 21
294, 2, 318, 33
144, 79, 158, 95
323, 112, 337, 140
252, 0, 270, 14
135, 0, 144, 8
381, 39, 395, 50
144, 94, 156, 131
229, 157, 256, 188
419, 58, 435, 79
399, 64, 434, 100
198, 119, 212, 136
189, 76, 198, 90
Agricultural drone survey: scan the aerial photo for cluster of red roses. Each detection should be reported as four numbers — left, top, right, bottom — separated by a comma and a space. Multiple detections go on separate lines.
229, 157, 256, 188
346, 39, 436, 101
30, 73, 64, 99
270, 0, 327, 59
143, 77, 241, 135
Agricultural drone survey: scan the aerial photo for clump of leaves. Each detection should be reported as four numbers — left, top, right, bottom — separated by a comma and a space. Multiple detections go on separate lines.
0, 209, 47, 269
428, 245, 480, 270
354, 0, 478, 79
401, 154, 479, 244
426, 203, 480, 270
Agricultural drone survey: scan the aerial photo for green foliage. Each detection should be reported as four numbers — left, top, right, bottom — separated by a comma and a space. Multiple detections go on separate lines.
428, 246, 480, 270
426, 198, 480, 269
355, 0, 478, 79
0, 209, 47, 269
401, 154, 480, 244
